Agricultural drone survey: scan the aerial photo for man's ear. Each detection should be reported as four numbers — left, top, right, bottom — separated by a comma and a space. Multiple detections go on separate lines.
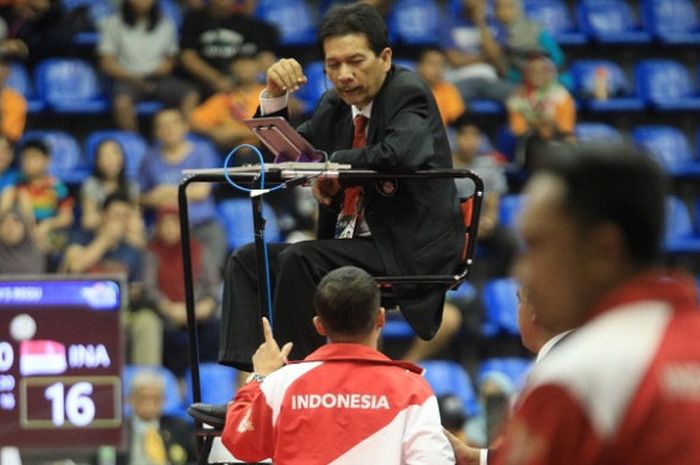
376, 307, 386, 329
380, 47, 392, 72
313, 316, 328, 337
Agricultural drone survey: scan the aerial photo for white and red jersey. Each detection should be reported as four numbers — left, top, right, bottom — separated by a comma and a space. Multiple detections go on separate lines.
222, 343, 455, 465
494, 271, 700, 465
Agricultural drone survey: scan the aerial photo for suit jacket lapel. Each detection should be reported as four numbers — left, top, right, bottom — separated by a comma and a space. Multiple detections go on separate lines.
335, 107, 354, 150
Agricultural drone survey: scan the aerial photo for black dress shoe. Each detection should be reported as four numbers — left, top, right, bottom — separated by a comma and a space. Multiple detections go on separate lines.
187, 402, 228, 429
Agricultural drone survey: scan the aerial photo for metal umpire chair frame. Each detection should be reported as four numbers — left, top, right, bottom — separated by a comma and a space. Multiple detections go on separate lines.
178, 167, 483, 464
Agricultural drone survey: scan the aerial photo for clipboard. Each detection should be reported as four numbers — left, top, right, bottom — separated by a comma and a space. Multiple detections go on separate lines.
244, 116, 325, 163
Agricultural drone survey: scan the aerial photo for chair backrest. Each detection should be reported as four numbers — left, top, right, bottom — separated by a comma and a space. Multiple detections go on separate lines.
84, 130, 148, 181
255, 0, 316, 46
6, 61, 34, 99
482, 278, 520, 336
636, 60, 695, 102
524, 0, 576, 36
575, 122, 624, 143
643, 0, 699, 35
217, 198, 281, 251
123, 365, 185, 418
419, 360, 481, 417
34, 58, 104, 103
295, 61, 332, 114
478, 357, 533, 391
499, 194, 525, 229
577, 0, 641, 35
20, 130, 87, 183
388, 0, 443, 46
665, 196, 694, 242
183, 362, 237, 405
571, 59, 630, 97
632, 125, 693, 172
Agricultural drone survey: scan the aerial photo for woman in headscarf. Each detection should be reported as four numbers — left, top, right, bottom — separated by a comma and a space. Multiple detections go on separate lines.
0, 207, 46, 274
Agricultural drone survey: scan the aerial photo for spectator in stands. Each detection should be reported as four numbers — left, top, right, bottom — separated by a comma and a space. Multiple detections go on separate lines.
507, 56, 575, 172
0, 207, 46, 274
0, 139, 73, 253
416, 47, 466, 127
144, 206, 220, 378
81, 139, 145, 249
189, 50, 263, 149
0, 0, 79, 65
121, 368, 195, 465
438, 394, 469, 443
0, 135, 18, 191
179, 0, 278, 97
443, 0, 516, 103
98, 0, 199, 133
0, 55, 26, 143
0, 18, 28, 59
492, 0, 568, 86
218, 266, 455, 464
453, 116, 517, 283
62, 192, 142, 282
138, 108, 226, 263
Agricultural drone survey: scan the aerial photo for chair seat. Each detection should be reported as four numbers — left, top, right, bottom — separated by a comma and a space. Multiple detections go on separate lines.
594, 31, 652, 43
652, 98, 700, 111
587, 98, 645, 112
49, 99, 108, 113
556, 31, 588, 45
469, 100, 503, 115
658, 32, 700, 44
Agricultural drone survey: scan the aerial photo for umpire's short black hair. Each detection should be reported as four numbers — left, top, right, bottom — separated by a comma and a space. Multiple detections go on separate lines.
314, 266, 381, 336
317, 3, 390, 58
539, 142, 667, 266
21, 138, 50, 157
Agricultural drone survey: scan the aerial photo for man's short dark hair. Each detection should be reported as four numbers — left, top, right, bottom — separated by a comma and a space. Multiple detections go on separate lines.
313, 266, 380, 336
21, 139, 50, 157
317, 3, 390, 58
539, 142, 667, 266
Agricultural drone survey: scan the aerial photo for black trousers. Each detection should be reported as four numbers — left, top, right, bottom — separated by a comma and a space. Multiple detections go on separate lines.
218, 238, 387, 371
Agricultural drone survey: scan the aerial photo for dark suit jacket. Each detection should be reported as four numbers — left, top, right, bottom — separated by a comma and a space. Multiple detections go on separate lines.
266, 66, 463, 339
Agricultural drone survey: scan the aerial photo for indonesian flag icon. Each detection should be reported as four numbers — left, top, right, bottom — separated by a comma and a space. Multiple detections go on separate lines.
20, 340, 67, 376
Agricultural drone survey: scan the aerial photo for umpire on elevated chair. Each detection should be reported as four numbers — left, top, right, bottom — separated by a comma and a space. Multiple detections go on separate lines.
218, 2, 463, 371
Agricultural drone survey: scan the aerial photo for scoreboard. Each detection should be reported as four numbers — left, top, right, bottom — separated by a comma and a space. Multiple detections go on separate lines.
0, 277, 124, 447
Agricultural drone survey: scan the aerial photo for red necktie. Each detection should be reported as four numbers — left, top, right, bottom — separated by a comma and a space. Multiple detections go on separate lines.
336, 114, 368, 238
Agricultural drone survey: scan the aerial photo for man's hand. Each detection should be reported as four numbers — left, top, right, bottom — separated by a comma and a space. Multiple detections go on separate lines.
444, 429, 482, 465
312, 175, 341, 206
265, 58, 308, 98
252, 317, 293, 376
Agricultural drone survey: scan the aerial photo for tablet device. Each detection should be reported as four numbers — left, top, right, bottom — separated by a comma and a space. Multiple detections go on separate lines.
244, 116, 325, 163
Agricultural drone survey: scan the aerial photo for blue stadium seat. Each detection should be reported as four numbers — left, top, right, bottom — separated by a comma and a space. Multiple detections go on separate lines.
577, 0, 651, 44
499, 194, 525, 229
481, 278, 520, 337
446, 0, 495, 21
524, 0, 586, 45
6, 61, 45, 113
632, 126, 700, 178
183, 362, 237, 406
84, 130, 148, 181
420, 360, 481, 417
295, 61, 331, 115
216, 198, 281, 251
61, 0, 113, 45
123, 365, 186, 419
664, 196, 700, 254
575, 122, 624, 143
636, 60, 700, 111
478, 357, 532, 391
571, 60, 644, 112
388, 0, 444, 46
255, 0, 316, 46
642, 0, 700, 44
21, 130, 88, 185
34, 58, 109, 114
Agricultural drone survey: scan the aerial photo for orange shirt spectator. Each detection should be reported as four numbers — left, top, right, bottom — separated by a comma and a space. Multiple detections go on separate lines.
417, 48, 466, 127
0, 56, 27, 142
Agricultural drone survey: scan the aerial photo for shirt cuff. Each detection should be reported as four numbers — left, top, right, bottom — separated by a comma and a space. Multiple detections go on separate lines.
259, 89, 288, 115
480, 448, 489, 465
